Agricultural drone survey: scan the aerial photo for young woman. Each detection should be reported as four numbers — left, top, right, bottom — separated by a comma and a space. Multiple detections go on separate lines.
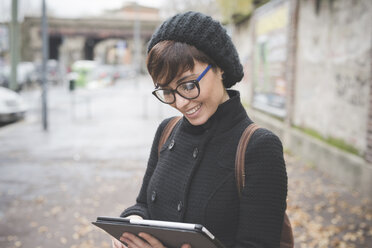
113, 11, 288, 248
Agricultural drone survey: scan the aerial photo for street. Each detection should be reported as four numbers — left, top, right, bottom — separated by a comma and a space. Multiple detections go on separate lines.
0, 76, 178, 248
0, 76, 371, 248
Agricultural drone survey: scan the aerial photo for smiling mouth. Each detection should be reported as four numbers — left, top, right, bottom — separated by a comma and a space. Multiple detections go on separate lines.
185, 104, 201, 115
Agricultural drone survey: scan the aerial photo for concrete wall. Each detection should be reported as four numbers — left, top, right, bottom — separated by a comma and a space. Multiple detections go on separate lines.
232, 0, 372, 198
233, 17, 255, 104
294, 0, 372, 154
250, 107, 372, 198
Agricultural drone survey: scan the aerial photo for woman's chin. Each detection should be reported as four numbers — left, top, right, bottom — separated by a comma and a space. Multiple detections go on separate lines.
185, 116, 208, 126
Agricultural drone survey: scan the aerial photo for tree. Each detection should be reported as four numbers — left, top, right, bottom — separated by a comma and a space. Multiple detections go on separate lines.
216, 0, 270, 24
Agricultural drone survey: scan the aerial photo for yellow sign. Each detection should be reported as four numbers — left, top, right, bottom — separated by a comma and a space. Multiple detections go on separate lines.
256, 4, 289, 36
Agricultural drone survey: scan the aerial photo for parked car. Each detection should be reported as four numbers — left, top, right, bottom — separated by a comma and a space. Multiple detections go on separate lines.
0, 86, 27, 123
0, 72, 9, 88
32, 59, 63, 85
0, 62, 36, 91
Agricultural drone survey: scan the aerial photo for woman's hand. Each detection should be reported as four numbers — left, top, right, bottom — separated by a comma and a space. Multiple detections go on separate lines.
111, 215, 144, 248
112, 238, 126, 248
120, 232, 191, 248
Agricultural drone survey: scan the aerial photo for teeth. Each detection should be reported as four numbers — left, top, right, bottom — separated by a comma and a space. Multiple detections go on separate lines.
186, 104, 201, 115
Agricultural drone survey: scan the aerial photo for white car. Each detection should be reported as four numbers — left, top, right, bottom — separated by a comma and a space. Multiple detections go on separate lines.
0, 86, 27, 123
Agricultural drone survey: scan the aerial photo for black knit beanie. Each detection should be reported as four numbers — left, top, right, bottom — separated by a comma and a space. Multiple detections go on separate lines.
147, 11, 244, 88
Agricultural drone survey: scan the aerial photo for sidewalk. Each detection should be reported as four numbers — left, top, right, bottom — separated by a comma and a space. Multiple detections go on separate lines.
0, 76, 371, 248
286, 153, 372, 248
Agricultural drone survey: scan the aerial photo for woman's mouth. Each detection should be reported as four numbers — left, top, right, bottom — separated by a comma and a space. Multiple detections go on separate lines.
185, 104, 201, 116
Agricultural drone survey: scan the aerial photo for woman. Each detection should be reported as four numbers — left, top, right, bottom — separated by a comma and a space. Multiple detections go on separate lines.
113, 11, 288, 248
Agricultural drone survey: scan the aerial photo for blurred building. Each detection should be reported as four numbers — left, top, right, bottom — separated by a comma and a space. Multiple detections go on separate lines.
232, 0, 372, 198
15, 3, 161, 71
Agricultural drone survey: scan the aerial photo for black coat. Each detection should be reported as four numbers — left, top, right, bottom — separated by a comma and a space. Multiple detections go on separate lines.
121, 90, 288, 248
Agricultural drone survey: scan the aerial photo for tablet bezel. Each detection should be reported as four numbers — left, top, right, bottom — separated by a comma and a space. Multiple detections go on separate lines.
92, 216, 225, 248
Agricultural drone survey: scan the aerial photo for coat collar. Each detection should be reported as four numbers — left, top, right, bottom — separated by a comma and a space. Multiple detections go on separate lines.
181, 90, 249, 134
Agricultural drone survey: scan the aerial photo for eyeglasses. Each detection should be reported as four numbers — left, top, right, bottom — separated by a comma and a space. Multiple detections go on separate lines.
152, 65, 211, 104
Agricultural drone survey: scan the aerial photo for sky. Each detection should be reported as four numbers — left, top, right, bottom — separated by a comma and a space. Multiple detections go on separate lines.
0, 0, 166, 22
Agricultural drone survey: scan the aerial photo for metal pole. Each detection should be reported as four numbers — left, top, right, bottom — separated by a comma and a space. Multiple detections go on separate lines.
10, 0, 19, 91
134, 3, 147, 118
133, 3, 141, 76
41, 0, 48, 130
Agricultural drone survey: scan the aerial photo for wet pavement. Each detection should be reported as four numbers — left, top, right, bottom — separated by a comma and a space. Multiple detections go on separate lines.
0, 76, 371, 248
0, 76, 177, 248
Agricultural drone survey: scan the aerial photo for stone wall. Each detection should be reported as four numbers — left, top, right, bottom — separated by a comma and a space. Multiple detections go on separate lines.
294, 0, 372, 154
232, 0, 372, 197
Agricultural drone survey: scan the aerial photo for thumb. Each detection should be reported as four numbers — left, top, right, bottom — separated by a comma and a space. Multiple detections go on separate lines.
181, 244, 191, 248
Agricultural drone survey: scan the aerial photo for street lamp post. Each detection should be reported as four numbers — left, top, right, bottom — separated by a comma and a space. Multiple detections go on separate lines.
133, 3, 141, 76
41, 0, 49, 130
10, 0, 19, 91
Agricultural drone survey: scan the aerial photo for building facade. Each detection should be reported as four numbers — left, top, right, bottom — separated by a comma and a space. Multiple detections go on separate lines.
234, 0, 372, 197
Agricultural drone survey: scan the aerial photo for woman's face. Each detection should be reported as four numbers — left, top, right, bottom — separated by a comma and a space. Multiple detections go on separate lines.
166, 61, 229, 126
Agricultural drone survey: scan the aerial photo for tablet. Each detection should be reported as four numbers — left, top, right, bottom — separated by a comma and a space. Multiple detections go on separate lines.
92, 216, 225, 248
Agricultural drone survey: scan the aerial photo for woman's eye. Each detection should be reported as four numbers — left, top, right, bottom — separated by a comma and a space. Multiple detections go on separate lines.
180, 82, 196, 91
163, 90, 172, 96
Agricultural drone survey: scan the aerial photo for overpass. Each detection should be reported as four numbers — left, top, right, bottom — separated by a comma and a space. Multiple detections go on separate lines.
20, 4, 162, 67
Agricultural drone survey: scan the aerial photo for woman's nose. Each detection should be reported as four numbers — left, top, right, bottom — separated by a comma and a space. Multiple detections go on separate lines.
174, 93, 189, 109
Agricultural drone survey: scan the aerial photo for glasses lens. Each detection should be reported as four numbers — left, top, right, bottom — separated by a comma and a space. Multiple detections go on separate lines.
155, 89, 175, 103
177, 81, 199, 99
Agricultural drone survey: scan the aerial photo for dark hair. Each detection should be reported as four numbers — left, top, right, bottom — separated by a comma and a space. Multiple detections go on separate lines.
146, 40, 217, 86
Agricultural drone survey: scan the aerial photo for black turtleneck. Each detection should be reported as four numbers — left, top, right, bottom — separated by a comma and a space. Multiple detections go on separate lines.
121, 90, 288, 248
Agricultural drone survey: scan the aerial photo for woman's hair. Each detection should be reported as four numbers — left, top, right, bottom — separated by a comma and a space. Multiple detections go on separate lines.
146, 40, 217, 87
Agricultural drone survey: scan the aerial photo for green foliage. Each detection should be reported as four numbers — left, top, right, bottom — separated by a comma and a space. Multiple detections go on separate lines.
217, 0, 271, 24
242, 104, 360, 156
327, 137, 360, 156
294, 126, 360, 156
217, 0, 253, 24
254, 0, 271, 9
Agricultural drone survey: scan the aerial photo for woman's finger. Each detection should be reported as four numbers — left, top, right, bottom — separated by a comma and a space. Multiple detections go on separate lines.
120, 237, 137, 248
121, 232, 150, 248
112, 238, 126, 248
138, 232, 165, 248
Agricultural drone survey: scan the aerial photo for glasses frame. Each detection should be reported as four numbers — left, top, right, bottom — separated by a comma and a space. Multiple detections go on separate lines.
152, 65, 212, 104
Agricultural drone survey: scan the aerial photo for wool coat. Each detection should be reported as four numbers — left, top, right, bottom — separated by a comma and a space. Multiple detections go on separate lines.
120, 90, 288, 248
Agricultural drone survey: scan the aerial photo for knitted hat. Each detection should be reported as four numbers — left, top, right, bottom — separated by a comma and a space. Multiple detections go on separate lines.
147, 11, 244, 88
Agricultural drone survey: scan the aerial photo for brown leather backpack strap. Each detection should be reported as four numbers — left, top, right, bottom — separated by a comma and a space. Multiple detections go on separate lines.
280, 214, 294, 248
235, 123, 294, 248
158, 116, 182, 156
235, 123, 259, 197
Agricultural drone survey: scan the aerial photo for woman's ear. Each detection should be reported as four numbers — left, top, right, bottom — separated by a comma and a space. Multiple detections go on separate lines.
217, 67, 224, 79
220, 70, 224, 81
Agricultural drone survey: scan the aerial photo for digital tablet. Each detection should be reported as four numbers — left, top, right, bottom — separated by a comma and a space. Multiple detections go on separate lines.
92, 216, 225, 248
